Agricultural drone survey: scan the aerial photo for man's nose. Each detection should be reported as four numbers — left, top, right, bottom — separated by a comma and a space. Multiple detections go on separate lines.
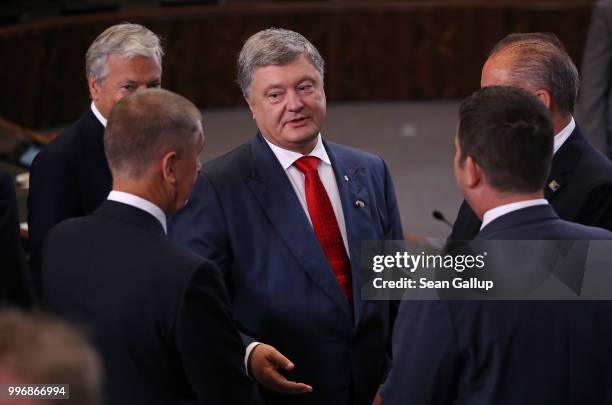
286, 89, 304, 112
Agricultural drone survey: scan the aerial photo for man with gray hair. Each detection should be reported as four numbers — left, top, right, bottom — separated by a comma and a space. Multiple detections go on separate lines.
28, 23, 163, 290
449, 32, 612, 240
170, 28, 403, 405
41, 89, 260, 405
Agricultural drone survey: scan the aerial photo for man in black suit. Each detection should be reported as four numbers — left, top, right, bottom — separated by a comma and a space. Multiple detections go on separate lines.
381, 87, 612, 405
0, 169, 33, 307
450, 32, 612, 240
28, 23, 163, 289
41, 89, 260, 405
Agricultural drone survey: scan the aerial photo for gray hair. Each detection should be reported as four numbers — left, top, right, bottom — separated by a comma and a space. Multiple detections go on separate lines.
86, 23, 164, 82
104, 88, 203, 179
237, 28, 325, 98
489, 32, 580, 114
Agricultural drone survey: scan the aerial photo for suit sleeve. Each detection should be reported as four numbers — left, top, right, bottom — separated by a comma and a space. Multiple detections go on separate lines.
28, 148, 81, 288
0, 171, 34, 307
381, 301, 462, 405
577, 1, 612, 155
175, 260, 260, 405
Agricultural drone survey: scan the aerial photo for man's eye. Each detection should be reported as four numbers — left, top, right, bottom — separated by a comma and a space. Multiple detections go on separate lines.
268, 93, 282, 101
148, 82, 161, 89
121, 85, 135, 92
298, 84, 313, 92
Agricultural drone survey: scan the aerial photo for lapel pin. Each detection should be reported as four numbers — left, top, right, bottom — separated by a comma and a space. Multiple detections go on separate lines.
548, 180, 560, 192
344, 175, 349, 182
355, 200, 365, 208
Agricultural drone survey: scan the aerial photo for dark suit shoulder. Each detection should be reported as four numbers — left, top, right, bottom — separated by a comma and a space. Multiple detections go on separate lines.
203, 141, 253, 178
42, 110, 101, 157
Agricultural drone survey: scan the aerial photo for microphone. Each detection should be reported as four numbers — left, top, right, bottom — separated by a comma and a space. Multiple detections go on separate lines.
432, 210, 453, 228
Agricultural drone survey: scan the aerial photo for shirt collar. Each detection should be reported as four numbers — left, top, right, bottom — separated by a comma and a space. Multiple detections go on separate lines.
263, 133, 331, 170
91, 101, 107, 128
480, 198, 548, 230
553, 117, 575, 155
107, 191, 167, 234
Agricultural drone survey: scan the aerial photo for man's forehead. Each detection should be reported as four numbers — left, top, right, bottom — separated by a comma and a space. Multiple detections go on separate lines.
481, 54, 515, 86
105, 54, 161, 79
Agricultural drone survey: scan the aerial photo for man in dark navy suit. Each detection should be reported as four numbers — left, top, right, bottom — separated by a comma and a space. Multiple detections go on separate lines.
28, 23, 163, 289
449, 32, 612, 240
170, 28, 403, 405
381, 86, 612, 405
41, 89, 260, 405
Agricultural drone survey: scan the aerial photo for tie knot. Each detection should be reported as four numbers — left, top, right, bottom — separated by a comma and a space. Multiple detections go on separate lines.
294, 156, 320, 174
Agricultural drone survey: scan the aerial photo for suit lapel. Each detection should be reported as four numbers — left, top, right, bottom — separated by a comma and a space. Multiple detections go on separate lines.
325, 141, 372, 324
545, 126, 584, 201
245, 134, 353, 320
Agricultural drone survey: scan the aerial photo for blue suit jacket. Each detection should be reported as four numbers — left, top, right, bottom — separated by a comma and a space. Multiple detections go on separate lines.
169, 133, 403, 405
382, 205, 612, 405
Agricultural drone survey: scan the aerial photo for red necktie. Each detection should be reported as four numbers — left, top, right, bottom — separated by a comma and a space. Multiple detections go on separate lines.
294, 156, 353, 301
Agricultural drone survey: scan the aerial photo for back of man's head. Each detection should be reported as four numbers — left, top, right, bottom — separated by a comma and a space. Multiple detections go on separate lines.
0, 310, 102, 405
487, 32, 579, 114
104, 88, 203, 180
458, 85, 554, 194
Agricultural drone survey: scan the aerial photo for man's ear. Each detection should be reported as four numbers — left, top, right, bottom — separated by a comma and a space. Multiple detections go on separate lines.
244, 95, 256, 120
534, 89, 552, 111
464, 155, 483, 189
88, 74, 100, 101
161, 150, 178, 185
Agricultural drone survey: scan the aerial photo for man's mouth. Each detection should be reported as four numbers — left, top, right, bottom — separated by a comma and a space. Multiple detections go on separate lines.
286, 116, 308, 127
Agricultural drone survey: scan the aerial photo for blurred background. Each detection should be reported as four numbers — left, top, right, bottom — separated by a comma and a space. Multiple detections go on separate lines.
0, 0, 596, 240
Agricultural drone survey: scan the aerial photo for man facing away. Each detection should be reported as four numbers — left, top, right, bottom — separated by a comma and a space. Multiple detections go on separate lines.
41, 89, 260, 405
449, 32, 612, 240
169, 28, 403, 405
28, 23, 163, 289
381, 86, 612, 405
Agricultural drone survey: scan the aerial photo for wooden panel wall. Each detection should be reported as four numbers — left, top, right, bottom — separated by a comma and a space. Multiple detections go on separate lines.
0, 1, 596, 128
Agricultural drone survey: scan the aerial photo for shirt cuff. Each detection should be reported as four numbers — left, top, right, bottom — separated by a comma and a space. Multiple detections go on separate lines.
244, 341, 261, 375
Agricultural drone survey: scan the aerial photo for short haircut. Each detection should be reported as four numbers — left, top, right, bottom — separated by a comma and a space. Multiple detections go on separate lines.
488, 32, 579, 114
458, 86, 554, 194
86, 23, 164, 82
104, 88, 203, 179
0, 310, 102, 405
237, 28, 325, 98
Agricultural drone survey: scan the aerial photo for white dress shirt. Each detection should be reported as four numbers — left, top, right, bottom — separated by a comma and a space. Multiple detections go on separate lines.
481, 199, 549, 230
91, 102, 107, 128
107, 191, 167, 234
263, 134, 350, 254
553, 117, 575, 154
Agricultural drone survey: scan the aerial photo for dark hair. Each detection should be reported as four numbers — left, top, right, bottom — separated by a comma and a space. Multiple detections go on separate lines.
489, 32, 579, 114
458, 86, 554, 193
105, 88, 203, 179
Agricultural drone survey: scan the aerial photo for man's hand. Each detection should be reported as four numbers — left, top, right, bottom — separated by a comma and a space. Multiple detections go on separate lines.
248, 343, 313, 394
372, 391, 383, 405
